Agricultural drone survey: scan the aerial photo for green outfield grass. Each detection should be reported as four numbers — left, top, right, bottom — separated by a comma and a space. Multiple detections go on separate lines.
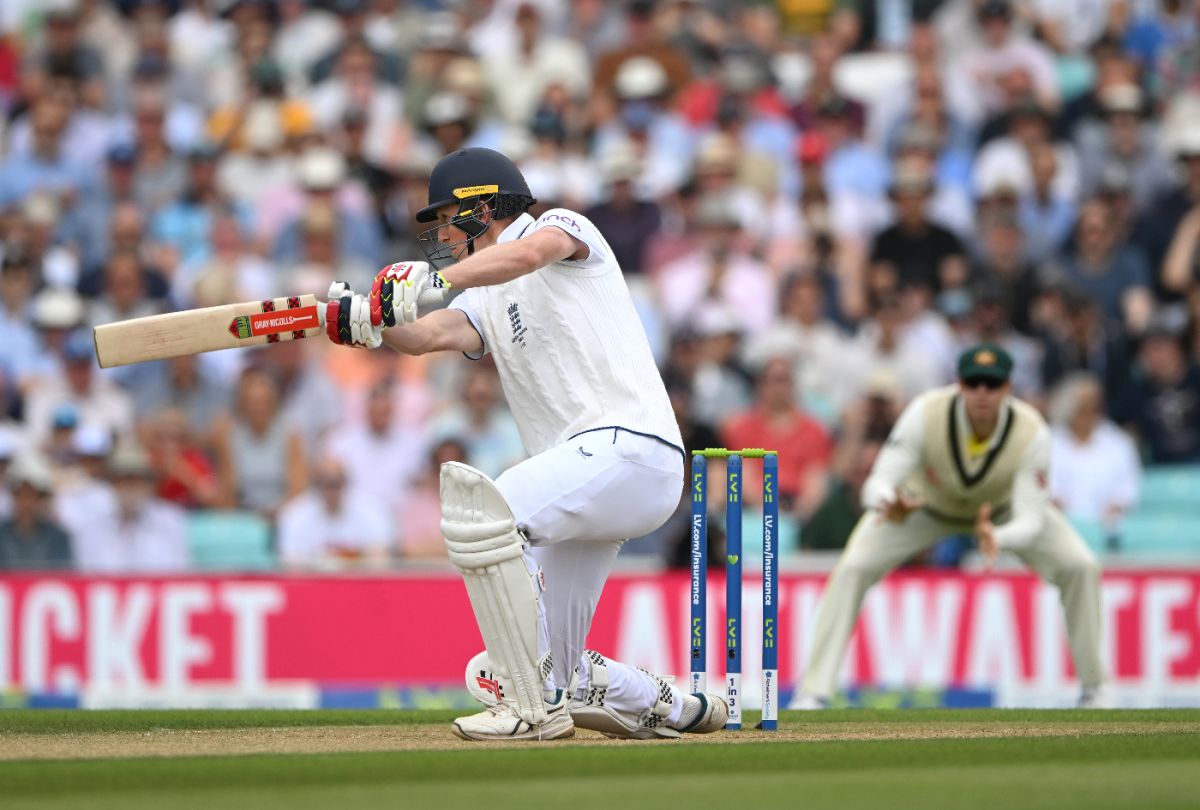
2, 709, 1198, 810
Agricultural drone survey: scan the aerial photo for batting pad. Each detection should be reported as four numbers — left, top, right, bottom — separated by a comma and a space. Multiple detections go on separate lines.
441, 462, 547, 726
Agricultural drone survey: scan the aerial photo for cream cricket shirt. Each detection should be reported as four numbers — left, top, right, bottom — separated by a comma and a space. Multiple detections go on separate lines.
450, 210, 683, 457
862, 385, 1053, 549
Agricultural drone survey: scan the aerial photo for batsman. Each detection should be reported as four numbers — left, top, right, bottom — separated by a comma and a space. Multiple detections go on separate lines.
320, 148, 728, 740
792, 345, 1108, 709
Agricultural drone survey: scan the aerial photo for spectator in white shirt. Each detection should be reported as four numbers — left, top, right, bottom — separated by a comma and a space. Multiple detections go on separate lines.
1049, 373, 1141, 535
655, 195, 776, 335
278, 457, 392, 571
430, 363, 524, 480
324, 378, 428, 514
955, 0, 1059, 118
72, 442, 189, 574
483, 2, 591, 126
23, 330, 134, 447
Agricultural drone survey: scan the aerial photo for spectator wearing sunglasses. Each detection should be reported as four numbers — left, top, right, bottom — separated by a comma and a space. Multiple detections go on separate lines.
792, 343, 1107, 710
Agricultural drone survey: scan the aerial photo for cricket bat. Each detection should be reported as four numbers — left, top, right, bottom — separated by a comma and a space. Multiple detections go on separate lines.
93, 295, 322, 368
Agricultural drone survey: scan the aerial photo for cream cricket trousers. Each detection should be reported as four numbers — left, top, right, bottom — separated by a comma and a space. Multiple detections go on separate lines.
802, 506, 1104, 698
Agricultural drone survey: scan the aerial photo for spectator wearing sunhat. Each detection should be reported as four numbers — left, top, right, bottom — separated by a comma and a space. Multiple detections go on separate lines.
24, 287, 86, 387
267, 145, 382, 267
585, 144, 662, 276
71, 441, 188, 574
593, 0, 693, 104
0, 454, 73, 571
594, 55, 694, 197
23, 330, 134, 446
52, 423, 115, 549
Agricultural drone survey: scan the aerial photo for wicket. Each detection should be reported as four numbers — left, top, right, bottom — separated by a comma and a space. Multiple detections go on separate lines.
690, 448, 779, 731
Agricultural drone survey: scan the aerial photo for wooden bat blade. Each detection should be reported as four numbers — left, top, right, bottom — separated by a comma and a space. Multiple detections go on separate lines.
94, 295, 322, 368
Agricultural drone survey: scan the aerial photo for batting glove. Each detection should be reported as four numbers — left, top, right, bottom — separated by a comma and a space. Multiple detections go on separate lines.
370, 261, 450, 327
322, 281, 383, 348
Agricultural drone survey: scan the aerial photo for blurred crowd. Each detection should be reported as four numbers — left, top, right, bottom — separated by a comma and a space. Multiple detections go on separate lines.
1, 0, 1199, 573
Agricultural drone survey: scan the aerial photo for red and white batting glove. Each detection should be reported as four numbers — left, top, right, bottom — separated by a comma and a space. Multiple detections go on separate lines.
321, 281, 383, 348
369, 261, 450, 328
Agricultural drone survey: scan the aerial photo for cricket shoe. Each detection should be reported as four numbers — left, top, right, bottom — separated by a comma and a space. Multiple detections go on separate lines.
788, 692, 831, 710
1078, 686, 1114, 709
452, 695, 575, 741
673, 692, 729, 734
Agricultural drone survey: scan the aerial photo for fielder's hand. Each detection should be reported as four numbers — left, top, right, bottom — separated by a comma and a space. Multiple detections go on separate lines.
879, 487, 924, 523
321, 281, 382, 348
370, 261, 450, 327
976, 502, 999, 570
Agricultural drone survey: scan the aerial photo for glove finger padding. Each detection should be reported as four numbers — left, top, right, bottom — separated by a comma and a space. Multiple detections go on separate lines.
350, 294, 382, 348
325, 281, 352, 345
370, 272, 395, 328
337, 293, 354, 346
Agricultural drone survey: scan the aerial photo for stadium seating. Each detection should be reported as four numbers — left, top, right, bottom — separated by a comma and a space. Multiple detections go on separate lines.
1135, 466, 1200, 513
186, 511, 275, 571
1115, 512, 1200, 558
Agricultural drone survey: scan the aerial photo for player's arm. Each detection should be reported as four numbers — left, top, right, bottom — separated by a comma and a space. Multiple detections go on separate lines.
861, 396, 927, 520
989, 424, 1051, 551
380, 308, 483, 357
440, 225, 588, 289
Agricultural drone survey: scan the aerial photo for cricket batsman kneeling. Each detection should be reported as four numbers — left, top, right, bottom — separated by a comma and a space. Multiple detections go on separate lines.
319, 147, 728, 740
792, 344, 1108, 709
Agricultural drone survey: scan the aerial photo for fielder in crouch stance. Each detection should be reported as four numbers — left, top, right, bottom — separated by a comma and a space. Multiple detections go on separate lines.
792, 344, 1107, 709
321, 147, 728, 740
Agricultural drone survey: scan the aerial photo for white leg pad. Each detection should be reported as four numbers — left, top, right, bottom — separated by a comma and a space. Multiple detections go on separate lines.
465, 649, 554, 708
442, 461, 547, 726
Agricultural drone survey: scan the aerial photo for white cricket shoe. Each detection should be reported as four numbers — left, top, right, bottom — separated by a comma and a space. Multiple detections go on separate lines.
788, 692, 831, 710
452, 701, 575, 741
673, 692, 729, 734
1078, 686, 1114, 709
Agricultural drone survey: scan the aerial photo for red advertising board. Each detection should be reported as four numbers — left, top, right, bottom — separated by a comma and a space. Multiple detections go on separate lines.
0, 572, 1197, 706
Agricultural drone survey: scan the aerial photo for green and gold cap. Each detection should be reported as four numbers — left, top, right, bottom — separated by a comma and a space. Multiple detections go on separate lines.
956, 342, 1013, 382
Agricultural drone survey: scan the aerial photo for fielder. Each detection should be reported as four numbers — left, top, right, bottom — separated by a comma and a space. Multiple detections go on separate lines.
321, 147, 728, 740
791, 344, 1107, 709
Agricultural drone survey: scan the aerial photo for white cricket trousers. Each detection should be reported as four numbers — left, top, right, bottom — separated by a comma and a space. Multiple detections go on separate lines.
802, 506, 1104, 699
495, 428, 685, 717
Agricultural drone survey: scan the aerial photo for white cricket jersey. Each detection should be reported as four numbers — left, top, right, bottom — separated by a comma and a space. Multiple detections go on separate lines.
451, 210, 683, 457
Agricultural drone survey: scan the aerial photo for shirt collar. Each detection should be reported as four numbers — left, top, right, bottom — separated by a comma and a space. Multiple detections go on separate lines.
497, 213, 535, 245
955, 395, 1012, 453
